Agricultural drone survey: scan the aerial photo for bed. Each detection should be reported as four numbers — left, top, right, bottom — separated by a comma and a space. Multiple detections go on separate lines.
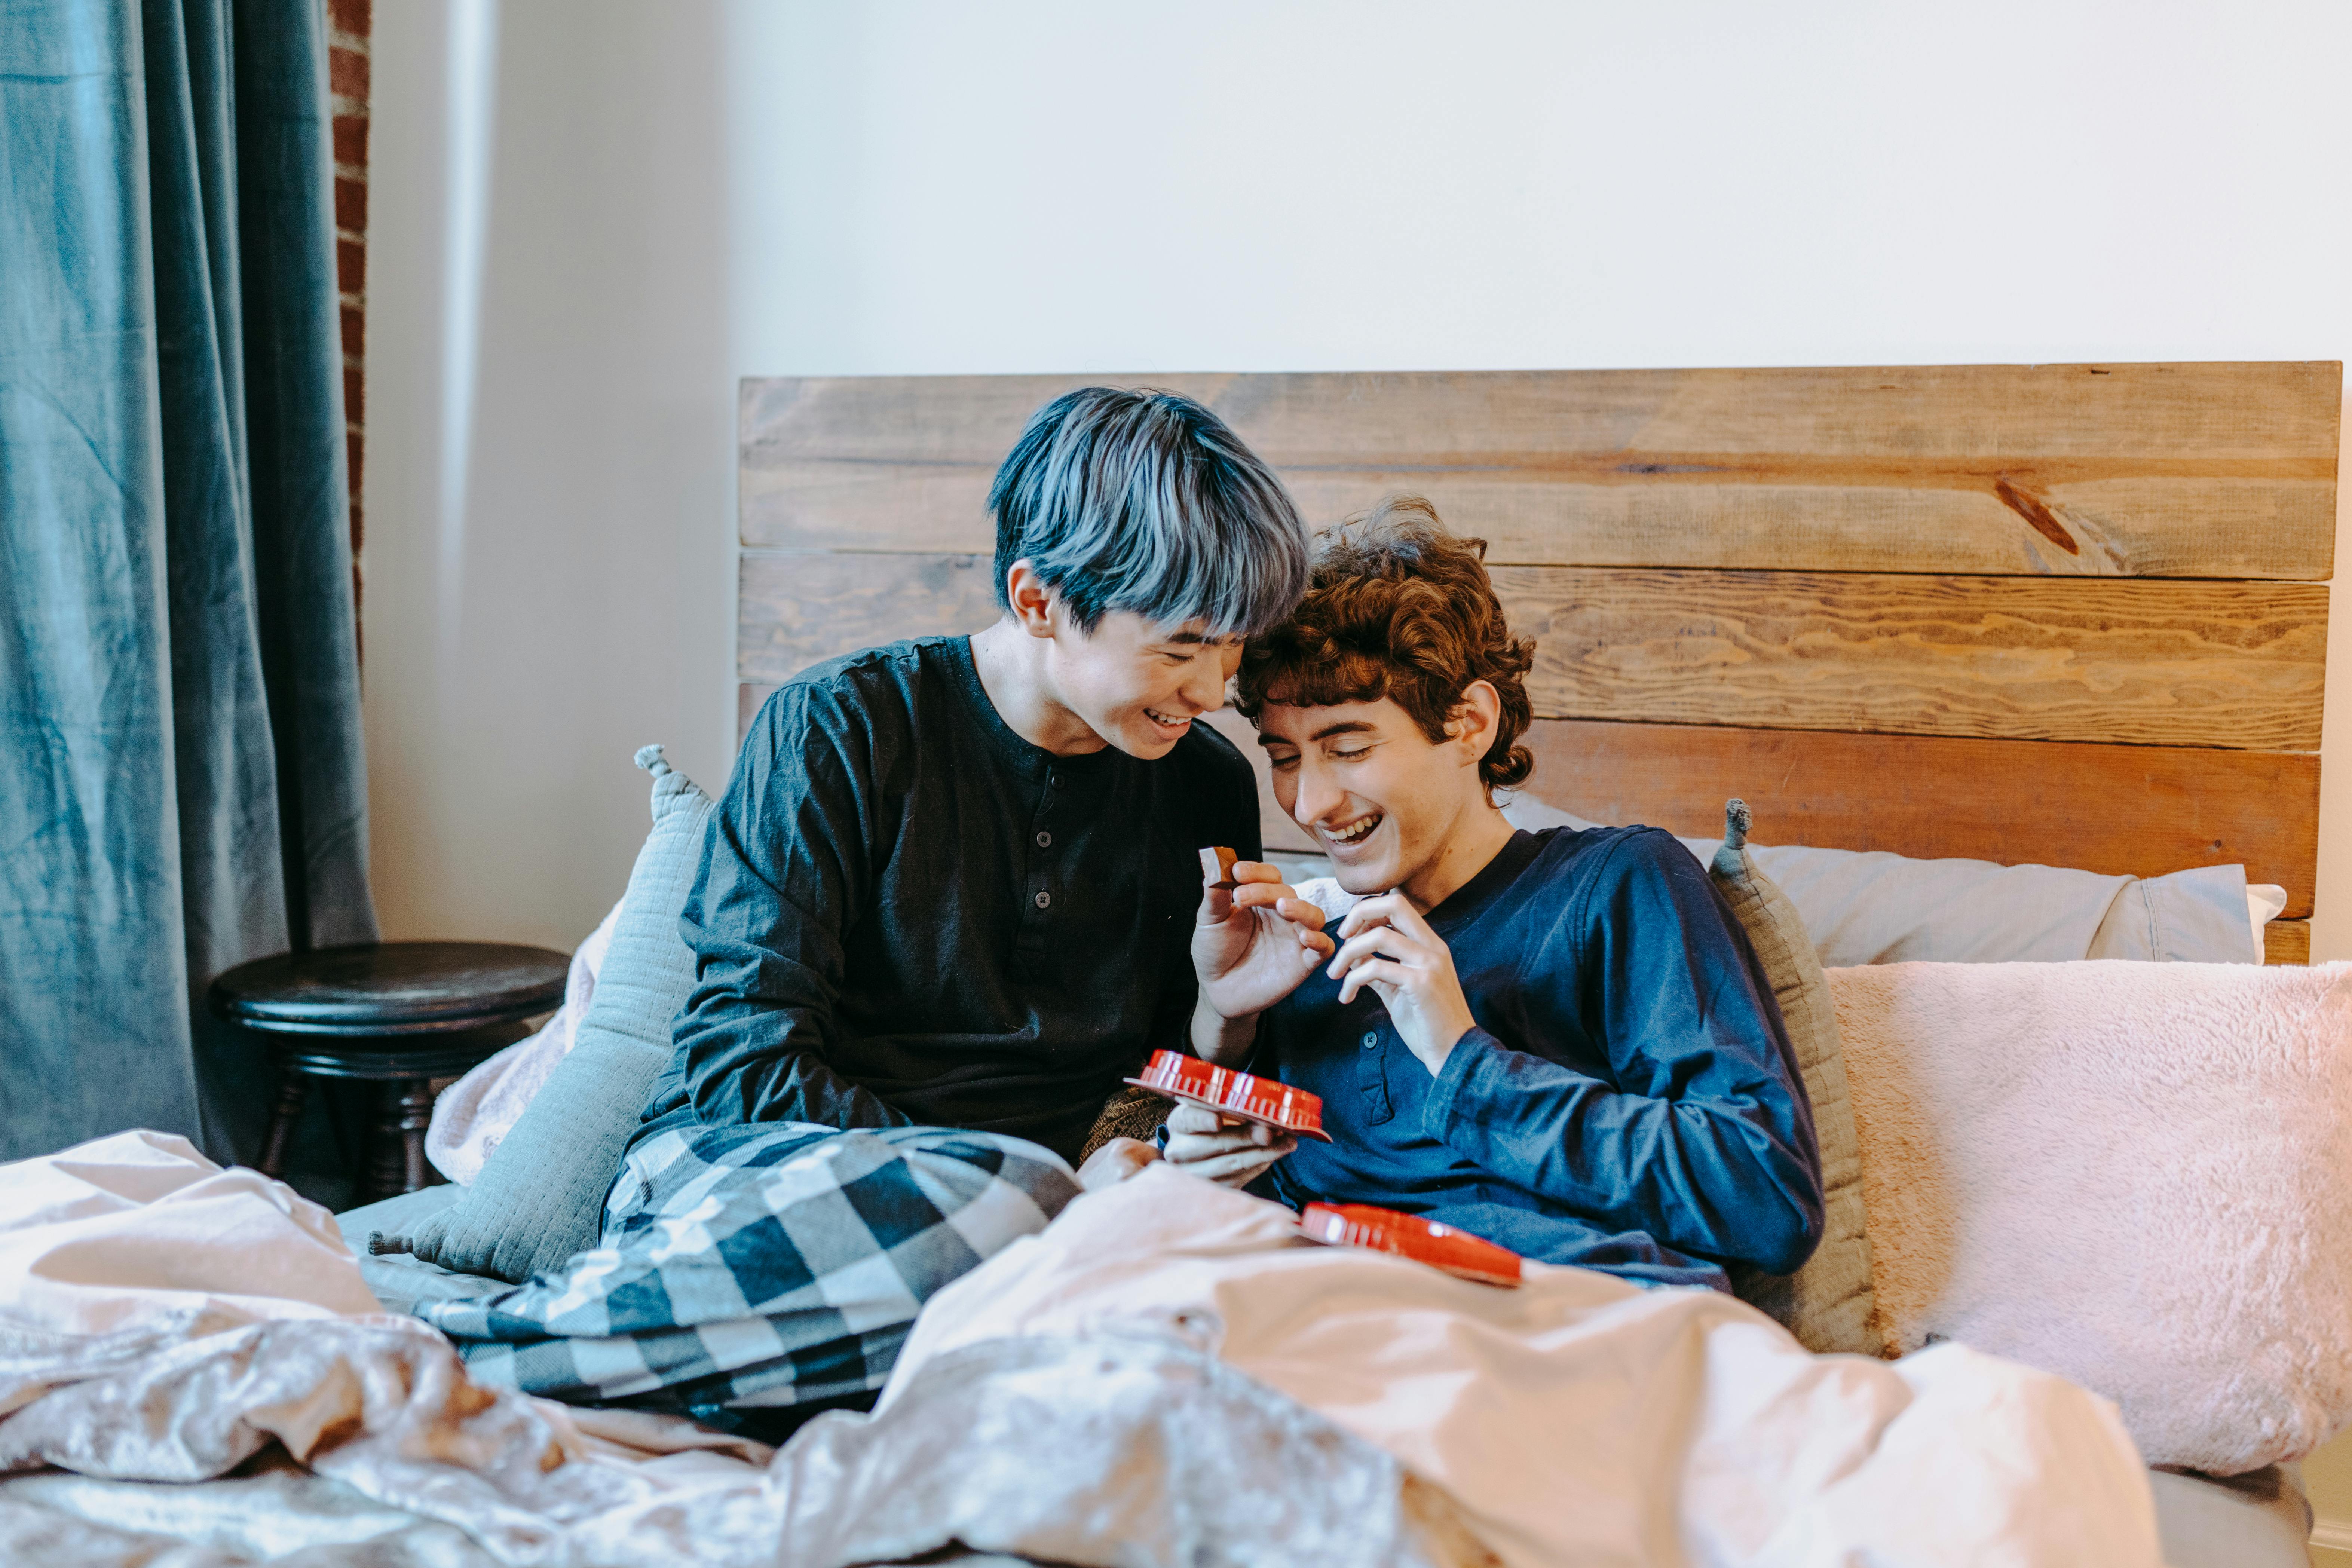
3, 361, 2341, 1566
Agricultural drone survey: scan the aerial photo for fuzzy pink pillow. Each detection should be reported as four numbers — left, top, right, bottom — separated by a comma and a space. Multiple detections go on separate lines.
1829, 960, 2352, 1473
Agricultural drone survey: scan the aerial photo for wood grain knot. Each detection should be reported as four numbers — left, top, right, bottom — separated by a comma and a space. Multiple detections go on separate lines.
1993, 477, 2080, 556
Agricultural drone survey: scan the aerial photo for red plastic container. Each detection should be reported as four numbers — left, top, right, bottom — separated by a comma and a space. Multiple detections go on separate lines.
1298, 1202, 1526, 1287
1125, 1049, 1331, 1142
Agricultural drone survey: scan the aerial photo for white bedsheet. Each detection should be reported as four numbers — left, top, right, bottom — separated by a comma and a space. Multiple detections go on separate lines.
1, 1132, 2169, 1567
891, 1164, 2167, 1568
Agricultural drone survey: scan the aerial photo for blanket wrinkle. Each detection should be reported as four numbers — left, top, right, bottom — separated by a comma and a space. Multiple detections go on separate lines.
0, 1129, 2177, 1568
887, 1163, 2166, 1568
765, 1335, 1499, 1568
0, 1314, 1498, 1568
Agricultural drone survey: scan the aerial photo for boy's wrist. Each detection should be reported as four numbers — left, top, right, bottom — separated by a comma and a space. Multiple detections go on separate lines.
1190, 994, 1258, 1064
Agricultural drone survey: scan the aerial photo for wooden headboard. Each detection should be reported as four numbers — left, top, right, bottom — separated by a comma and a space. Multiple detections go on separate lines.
737, 364, 2339, 963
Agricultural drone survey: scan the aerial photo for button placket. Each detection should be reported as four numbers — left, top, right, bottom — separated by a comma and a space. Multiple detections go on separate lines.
1019, 771, 1060, 941
1356, 1016, 1395, 1124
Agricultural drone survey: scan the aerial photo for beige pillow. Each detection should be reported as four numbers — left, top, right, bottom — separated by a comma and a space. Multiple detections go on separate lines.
1706, 800, 1880, 1358
1830, 958, 2352, 1472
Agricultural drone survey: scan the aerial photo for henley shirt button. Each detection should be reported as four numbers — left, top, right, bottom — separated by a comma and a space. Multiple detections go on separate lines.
1360, 1030, 1378, 1048
1035, 891, 1051, 909
1035, 830, 1052, 848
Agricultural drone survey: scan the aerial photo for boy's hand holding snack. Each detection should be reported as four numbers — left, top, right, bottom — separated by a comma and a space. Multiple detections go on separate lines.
1189, 851, 1334, 1060
1172, 848, 1333, 1188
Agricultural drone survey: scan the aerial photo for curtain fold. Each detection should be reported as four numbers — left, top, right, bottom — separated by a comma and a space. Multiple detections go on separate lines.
0, 0, 377, 1170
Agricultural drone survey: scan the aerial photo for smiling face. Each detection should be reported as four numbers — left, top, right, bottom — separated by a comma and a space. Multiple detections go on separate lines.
1042, 605, 1243, 759
1256, 687, 1517, 909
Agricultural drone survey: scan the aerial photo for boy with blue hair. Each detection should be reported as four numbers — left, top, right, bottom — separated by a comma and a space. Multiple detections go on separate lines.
432, 388, 1329, 1430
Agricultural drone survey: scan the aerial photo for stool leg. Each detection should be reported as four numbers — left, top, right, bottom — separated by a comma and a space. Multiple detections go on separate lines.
372, 1078, 435, 1198
257, 1067, 307, 1177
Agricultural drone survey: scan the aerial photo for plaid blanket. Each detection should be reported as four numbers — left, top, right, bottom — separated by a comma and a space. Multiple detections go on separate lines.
415, 1122, 1079, 1426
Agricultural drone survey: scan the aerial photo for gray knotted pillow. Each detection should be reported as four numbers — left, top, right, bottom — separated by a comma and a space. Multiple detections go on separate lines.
1708, 799, 1880, 1357
372, 745, 715, 1284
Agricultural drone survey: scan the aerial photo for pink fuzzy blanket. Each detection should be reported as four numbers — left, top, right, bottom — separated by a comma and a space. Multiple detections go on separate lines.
1829, 959, 2352, 1473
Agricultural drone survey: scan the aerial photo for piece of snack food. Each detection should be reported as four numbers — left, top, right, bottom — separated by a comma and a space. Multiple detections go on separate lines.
1126, 1047, 1330, 1141
1298, 1202, 1526, 1287
1198, 845, 1240, 890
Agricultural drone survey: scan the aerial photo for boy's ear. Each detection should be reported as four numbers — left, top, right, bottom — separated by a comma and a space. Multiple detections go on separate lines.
1449, 681, 1503, 764
1003, 559, 1059, 640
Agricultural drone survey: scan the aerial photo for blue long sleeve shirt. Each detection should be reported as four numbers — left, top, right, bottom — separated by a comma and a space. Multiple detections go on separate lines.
1258, 825, 1824, 1290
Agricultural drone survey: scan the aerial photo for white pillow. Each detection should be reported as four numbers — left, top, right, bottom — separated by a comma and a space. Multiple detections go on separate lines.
1829, 959, 2352, 1472
1494, 791, 2260, 967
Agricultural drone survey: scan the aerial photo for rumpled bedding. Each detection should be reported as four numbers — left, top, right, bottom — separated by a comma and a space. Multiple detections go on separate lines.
893, 1165, 2168, 1568
0, 1133, 1489, 1567
0, 1132, 2166, 1566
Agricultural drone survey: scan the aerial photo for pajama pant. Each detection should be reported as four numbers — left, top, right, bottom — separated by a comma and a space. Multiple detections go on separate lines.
415, 1122, 1079, 1428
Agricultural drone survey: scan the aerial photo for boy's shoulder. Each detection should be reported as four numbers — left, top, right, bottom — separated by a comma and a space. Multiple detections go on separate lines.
752, 637, 961, 734
1523, 821, 1712, 901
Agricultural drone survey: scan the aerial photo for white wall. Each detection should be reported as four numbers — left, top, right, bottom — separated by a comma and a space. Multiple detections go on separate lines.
365, 0, 736, 949
368, 0, 2352, 1540
369, 0, 2352, 960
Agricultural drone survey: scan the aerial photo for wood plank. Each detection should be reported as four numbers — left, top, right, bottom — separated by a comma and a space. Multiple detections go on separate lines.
2265, 920, 2312, 965
1514, 719, 2318, 917
741, 364, 2340, 578
743, 551, 2329, 751
738, 550, 1001, 686
743, 689, 2319, 919
1500, 566, 2328, 751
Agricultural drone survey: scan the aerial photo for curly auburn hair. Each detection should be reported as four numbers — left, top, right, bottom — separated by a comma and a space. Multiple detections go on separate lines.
1235, 497, 1537, 791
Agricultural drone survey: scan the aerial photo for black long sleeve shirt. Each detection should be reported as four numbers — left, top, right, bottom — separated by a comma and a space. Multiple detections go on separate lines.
636, 636, 1261, 1166
1259, 826, 1824, 1290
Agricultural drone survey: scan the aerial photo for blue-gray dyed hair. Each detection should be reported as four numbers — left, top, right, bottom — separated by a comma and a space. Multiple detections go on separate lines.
988, 388, 1310, 637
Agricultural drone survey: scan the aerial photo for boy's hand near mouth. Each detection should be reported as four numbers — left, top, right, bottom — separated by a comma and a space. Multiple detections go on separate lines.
1326, 892, 1477, 1076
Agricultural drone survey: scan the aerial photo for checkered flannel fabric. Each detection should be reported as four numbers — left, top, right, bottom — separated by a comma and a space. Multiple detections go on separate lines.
415, 1122, 1079, 1421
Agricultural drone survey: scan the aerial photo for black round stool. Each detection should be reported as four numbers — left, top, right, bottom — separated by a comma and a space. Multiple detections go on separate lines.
209, 941, 568, 1202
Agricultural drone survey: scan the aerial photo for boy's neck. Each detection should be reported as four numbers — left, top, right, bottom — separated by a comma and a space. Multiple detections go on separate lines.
968, 620, 1109, 758
1398, 799, 1519, 915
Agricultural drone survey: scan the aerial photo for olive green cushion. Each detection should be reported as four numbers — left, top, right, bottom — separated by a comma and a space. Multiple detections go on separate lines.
1708, 799, 1880, 1357
369, 746, 714, 1284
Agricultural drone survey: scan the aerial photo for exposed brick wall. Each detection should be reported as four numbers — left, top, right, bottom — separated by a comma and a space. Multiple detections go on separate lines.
327, 0, 370, 627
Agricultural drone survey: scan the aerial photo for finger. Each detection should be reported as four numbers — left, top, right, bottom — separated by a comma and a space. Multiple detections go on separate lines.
1376, 898, 1442, 944
1166, 1120, 1279, 1157
1336, 891, 1408, 941
1230, 881, 1300, 912
1166, 1101, 1226, 1135
1229, 861, 1288, 886
1196, 876, 1237, 926
1075, 1137, 1161, 1192
1166, 1136, 1286, 1172
1296, 924, 1338, 961
1337, 956, 1410, 1007
1179, 1141, 1296, 1186
1268, 895, 1328, 932
1326, 926, 1411, 980
1164, 1122, 1274, 1155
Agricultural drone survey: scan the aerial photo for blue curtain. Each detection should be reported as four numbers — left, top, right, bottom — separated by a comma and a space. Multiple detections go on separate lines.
0, 0, 377, 1169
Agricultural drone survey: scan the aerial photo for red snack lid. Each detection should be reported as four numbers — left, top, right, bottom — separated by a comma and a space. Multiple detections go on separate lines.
1297, 1202, 1525, 1287
1125, 1048, 1331, 1142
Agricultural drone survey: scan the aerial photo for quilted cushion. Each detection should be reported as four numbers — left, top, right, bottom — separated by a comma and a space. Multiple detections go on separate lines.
372, 745, 714, 1283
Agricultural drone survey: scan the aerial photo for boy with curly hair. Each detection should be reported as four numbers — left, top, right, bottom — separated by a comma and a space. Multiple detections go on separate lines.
1172, 498, 1825, 1289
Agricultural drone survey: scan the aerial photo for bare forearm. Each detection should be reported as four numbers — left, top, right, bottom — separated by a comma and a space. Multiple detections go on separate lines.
1189, 995, 1259, 1065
